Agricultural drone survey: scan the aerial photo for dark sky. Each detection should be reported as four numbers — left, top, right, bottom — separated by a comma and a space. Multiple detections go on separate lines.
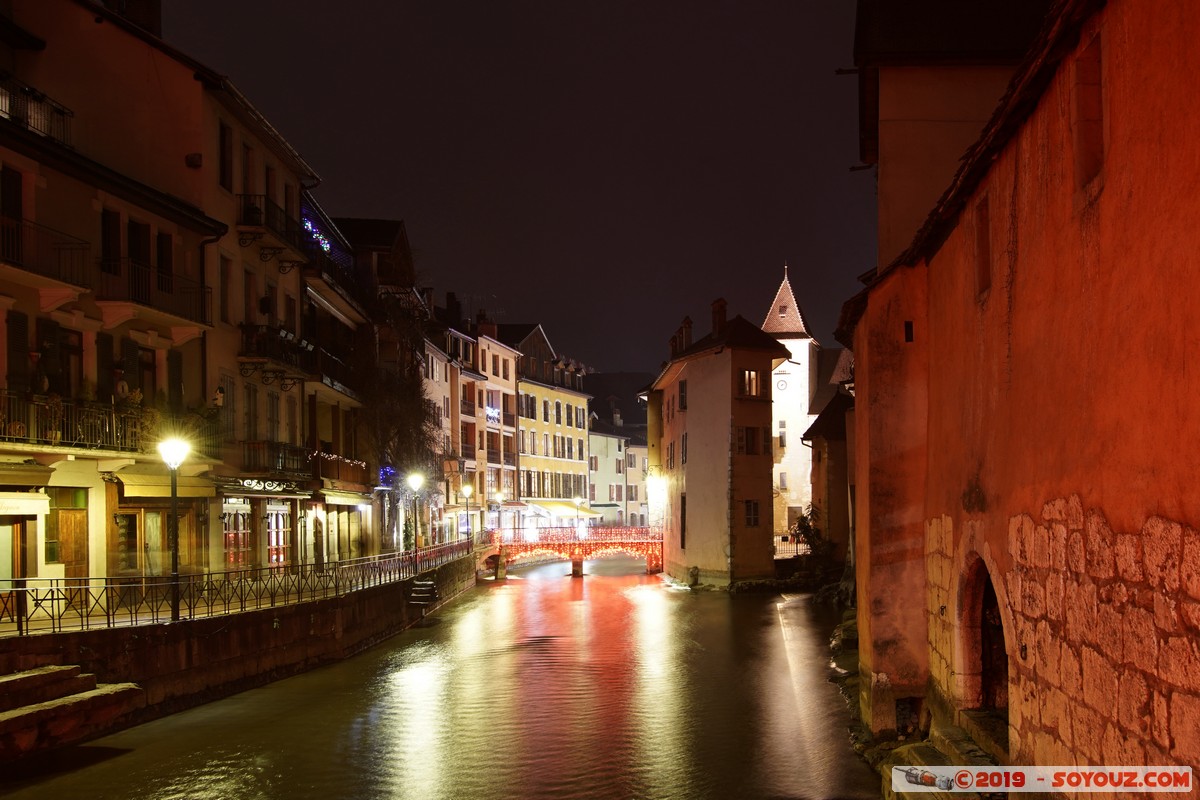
165, 2, 875, 373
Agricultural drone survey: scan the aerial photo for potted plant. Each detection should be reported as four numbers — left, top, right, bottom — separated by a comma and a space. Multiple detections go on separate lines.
43, 393, 63, 444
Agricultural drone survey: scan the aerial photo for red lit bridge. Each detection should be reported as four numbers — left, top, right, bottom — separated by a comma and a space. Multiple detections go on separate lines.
479, 527, 663, 576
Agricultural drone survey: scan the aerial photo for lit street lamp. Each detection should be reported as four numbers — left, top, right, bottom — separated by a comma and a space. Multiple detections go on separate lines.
407, 472, 424, 548
461, 483, 473, 539
158, 437, 190, 622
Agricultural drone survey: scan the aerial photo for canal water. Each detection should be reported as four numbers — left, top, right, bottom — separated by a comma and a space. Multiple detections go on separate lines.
3, 557, 880, 800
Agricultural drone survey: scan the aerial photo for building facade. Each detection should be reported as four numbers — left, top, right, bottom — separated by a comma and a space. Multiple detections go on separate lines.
647, 300, 787, 586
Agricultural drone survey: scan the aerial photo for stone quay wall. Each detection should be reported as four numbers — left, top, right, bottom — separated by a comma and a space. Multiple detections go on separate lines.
926, 495, 1200, 787
0, 556, 478, 742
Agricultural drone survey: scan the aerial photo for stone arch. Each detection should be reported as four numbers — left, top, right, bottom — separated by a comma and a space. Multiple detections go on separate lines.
955, 550, 1010, 717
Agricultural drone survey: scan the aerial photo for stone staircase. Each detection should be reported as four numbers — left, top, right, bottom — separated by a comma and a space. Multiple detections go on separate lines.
0, 662, 145, 762
409, 579, 438, 613
880, 721, 1001, 800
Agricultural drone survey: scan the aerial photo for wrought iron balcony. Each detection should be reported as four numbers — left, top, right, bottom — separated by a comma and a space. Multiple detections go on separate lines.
0, 75, 73, 147
0, 390, 220, 459
237, 326, 313, 389
241, 441, 312, 479
460, 442, 476, 459
236, 194, 305, 254
313, 449, 369, 486
503, 452, 516, 467
96, 258, 211, 324
0, 217, 90, 287
461, 398, 476, 416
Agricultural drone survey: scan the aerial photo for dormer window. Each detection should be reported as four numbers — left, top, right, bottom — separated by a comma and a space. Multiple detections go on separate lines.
779, 304, 788, 317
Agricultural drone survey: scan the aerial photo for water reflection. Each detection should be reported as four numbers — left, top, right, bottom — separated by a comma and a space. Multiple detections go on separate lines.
3, 558, 878, 800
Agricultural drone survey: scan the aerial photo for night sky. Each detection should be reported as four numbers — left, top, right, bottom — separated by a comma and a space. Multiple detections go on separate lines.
165, 2, 875, 373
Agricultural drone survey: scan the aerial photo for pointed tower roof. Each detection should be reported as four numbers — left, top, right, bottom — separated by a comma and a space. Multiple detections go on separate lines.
761, 264, 813, 339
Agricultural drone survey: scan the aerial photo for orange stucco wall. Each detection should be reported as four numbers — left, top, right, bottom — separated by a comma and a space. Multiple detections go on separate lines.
860, 0, 1200, 771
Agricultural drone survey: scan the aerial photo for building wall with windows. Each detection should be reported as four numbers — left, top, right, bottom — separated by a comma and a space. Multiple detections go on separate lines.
649, 302, 788, 586
587, 428, 627, 525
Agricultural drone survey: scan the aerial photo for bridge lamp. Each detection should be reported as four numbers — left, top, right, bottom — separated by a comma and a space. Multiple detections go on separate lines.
158, 436, 190, 623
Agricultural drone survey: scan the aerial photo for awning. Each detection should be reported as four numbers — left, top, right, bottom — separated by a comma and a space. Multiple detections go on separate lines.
117, 467, 215, 498
320, 489, 372, 506
529, 501, 603, 519
0, 462, 54, 487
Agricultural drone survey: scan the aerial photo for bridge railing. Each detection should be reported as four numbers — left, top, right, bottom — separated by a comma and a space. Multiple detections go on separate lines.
483, 526, 662, 545
0, 539, 472, 637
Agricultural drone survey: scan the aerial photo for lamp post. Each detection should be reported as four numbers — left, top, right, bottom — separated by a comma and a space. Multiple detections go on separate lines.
157, 437, 190, 622
407, 472, 424, 549
461, 483, 473, 541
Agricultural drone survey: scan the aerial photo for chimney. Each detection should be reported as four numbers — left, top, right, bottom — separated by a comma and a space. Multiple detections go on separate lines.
419, 286, 434, 310
681, 316, 693, 348
476, 309, 497, 339
712, 298, 727, 337
669, 330, 679, 358
446, 291, 463, 327
102, 0, 162, 36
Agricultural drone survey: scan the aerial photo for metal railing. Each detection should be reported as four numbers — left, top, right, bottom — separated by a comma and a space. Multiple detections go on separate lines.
96, 257, 211, 324
461, 398, 476, 416
0, 75, 73, 146
237, 194, 305, 251
314, 449, 369, 485
242, 440, 312, 478
0, 217, 91, 286
0, 540, 473, 636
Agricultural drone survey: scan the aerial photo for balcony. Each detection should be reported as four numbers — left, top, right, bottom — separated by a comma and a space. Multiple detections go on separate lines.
304, 243, 368, 314
307, 346, 359, 399
236, 194, 305, 256
313, 449, 369, 486
486, 450, 501, 466
0, 75, 72, 147
96, 258, 211, 324
460, 398, 476, 416
0, 217, 90, 288
461, 442, 476, 459
502, 411, 516, 428
503, 452, 516, 467
237, 325, 312, 389
241, 441, 312, 479
0, 390, 220, 459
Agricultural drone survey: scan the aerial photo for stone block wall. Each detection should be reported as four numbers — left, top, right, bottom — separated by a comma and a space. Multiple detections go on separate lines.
927, 496, 1200, 794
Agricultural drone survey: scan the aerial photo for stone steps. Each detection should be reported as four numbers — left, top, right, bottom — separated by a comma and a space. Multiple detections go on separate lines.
0, 664, 145, 763
410, 579, 438, 607
0, 665, 98, 713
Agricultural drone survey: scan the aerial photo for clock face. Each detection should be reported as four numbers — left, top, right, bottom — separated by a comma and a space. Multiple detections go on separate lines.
776, 380, 787, 391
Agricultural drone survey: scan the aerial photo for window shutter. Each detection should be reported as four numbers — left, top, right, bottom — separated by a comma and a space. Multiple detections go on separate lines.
121, 338, 140, 392
96, 332, 114, 400
6, 310, 29, 392
167, 349, 183, 411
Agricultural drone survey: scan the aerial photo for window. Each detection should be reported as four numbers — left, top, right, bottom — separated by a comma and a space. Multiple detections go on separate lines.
745, 500, 760, 527
740, 369, 762, 397
615, 485, 623, 502
589, 483, 596, 502
680, 493, 687, 549
667, 441, 675, 470
589, 455, 598, 471
681, 432, 688, 464
492, 354, 500, 375
223, 506, 251, 566
616, 458, 624, 474
156, 233, 173, 292
241, 143, 254, 193
566, 405, 574, 428
243, 382, 258, 441
679, 380, 688, 410
220, 373, 237, 440
778, 420, 787, 449
243, 269, 257, 324
218, 121, 233, 190
267, 391, 280, 441
543, 400, 550, 422
736, 426, 760, 455
219, 255, 232, 323
779, 472, 788, 490
629, 486, 638, 501
609, 484, 616, 501
555, 401, 562, 425
265, 506, 292, 566
502, 359, 509, 380
100, 209, 121, 273
1074, 33, 1104, 187
627, 453, 636, 468
286, 396, 297, 444
975, 195, 992, 296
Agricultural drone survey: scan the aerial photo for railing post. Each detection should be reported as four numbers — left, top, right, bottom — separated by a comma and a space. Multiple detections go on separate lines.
15, 578, 26, 636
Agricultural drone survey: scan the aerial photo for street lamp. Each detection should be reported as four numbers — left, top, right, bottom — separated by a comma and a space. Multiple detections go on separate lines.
407, 472, 424, 548
461, 483, 473, 538
157, 437, 190, 622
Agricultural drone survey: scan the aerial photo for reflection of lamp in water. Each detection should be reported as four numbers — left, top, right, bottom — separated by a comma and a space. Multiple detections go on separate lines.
407, 473, 424, 548
158, 437, 190, 622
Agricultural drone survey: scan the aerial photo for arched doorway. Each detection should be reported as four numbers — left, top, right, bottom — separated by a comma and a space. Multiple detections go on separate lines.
958, 556, 1010, 760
